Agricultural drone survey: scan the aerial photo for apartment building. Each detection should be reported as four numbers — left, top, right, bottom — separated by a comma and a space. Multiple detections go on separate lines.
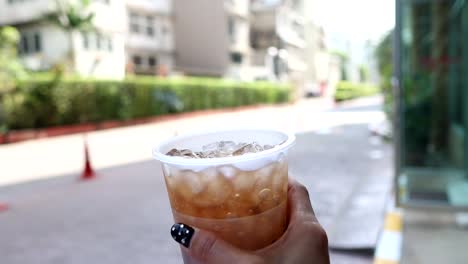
0, 0, 127, 79
0, 0, 176, 79
173, 0, 252, 79
125, 0, 174, 75
250, 0, 307, 86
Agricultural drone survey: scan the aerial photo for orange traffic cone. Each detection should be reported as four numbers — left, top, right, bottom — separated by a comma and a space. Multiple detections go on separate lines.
0, 203, 9, 212
81, 137, 96, 180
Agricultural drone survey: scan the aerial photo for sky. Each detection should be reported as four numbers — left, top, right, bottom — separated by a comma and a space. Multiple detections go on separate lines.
310, 0, 395, 66
312, 0, 395, 44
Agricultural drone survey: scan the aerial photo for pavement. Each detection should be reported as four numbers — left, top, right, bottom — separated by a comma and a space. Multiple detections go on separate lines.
401, 210, 468, 264
0, 96, 392, 264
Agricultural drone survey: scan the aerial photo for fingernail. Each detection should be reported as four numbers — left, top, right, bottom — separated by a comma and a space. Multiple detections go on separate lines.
171, 223, 195, 248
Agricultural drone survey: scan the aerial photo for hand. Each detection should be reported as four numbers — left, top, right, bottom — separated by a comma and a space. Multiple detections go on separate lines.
170, 178, 330, 264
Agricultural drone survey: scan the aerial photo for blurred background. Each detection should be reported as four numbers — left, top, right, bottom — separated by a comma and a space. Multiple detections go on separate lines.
0, 0, 467, 263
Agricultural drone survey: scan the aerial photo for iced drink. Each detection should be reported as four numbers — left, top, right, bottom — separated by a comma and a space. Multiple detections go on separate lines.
153, 130, 295, 262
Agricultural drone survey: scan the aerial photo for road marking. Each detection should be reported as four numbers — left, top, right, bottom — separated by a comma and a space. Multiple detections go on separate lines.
374, 211, 403, 264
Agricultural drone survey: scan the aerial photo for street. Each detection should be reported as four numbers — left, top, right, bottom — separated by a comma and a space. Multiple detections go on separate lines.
0, 96, 392, 263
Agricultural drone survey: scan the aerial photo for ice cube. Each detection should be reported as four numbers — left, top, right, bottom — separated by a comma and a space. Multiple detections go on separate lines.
166, 149, 201, 158
167, 141, 279, 159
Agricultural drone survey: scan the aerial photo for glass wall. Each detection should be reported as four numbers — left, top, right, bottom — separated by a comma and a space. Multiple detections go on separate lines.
396, 0, 468, 210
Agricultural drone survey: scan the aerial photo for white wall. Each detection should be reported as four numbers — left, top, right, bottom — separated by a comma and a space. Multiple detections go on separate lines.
73, 0, 126, 79
229, 17, 250, 54
225, 0, 249, 17
126, 0, 172, 14
126, 15, 174, 52
19, 23, 126, 79
75, 32, 126, 79
91, 0, 127, 33
17, 24, 69, 70
0, 0, 51, 25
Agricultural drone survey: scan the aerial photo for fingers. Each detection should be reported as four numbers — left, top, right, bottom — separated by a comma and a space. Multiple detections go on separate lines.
288, 177, 318, 223
171, 223, 262, 264
257, 178, 330, 263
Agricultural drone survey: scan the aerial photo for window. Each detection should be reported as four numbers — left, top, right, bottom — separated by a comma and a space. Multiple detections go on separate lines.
20, 35, 28, 54
82, 32, 90, 49
148, 56, 157, 68
82, 32, 112, 52
230, 52, 243, 64
129, 12, 157, 37
107, 36, 113, 51
146, 16, 155, 37
130, 13, 140, 33
33, 33, 41, 52
19, 32, 42, 54
133, 55, 142, 66
96, 34, 102, 50
228, 17, 236, 42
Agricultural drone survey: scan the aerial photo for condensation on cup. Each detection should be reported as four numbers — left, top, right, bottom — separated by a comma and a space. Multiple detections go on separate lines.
153, 129, 295, 264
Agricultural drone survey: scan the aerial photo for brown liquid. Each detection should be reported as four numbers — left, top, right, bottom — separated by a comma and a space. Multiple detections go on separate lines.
163, 160, 288, 250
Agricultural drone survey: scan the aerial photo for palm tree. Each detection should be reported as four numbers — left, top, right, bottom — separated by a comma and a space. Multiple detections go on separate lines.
45, 0, 95, 73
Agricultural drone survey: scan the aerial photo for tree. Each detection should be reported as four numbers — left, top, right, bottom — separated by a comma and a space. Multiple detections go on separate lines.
0, 26, 26, 93
331, 50, 349, 81
358, 65, 369, 83
0, 26, 27, 133
45, 0, 95, 73
375, 30, 393, 120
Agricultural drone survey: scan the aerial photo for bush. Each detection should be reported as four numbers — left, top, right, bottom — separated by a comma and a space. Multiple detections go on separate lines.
334, 81, 380, 102
1, 76, 291, 130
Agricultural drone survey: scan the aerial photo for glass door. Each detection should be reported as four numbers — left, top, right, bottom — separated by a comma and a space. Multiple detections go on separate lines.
396, 0, 468, 210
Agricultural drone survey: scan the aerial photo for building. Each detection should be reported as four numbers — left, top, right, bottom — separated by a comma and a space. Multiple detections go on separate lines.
250, 0, 307, 93
172, 0, 251, 79
395, 0, 468, 210
125, 0, 174, 76
0, 0, 176, 79
0, 0, 127, 79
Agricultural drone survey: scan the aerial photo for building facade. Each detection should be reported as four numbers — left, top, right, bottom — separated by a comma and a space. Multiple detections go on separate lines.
250, 0, 307, 96
125, 0, 174, 76
172, 0, 251, 79
0, 0, 175, 79
0, 0, 127, 79
395, 0, 468, 210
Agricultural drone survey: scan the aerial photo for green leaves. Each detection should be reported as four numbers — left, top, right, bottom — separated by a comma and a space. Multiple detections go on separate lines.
46, 0, 95, 31
2, 76, 291, 130
0, 27, 27, 94
334, 81, 379, 102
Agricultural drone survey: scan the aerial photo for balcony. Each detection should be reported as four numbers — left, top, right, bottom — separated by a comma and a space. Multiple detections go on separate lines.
126, 0, 172, 15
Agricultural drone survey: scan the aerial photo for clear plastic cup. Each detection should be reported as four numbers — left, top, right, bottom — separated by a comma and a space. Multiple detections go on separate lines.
153, 129, 295, 263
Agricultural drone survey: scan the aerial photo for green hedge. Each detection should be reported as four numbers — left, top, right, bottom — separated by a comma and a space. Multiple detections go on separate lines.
1, 76, 291, 130
334, 81, 380, 102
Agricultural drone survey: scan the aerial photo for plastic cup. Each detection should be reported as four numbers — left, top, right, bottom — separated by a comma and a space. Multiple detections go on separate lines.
153, 129, 295, 263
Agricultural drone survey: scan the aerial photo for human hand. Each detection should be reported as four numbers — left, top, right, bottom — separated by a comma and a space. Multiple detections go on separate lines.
170, 178, 330, 264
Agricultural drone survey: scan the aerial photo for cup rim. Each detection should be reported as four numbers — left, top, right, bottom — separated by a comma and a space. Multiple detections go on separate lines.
152, 129, 295, 167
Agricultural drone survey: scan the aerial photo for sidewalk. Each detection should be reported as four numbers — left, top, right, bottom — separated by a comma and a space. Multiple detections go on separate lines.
0, 96, 385, 187
0, 96, 391, 264
401, 210, 468, 264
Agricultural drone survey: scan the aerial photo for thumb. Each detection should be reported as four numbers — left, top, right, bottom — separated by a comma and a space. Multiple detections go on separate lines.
171, 223, 261, 264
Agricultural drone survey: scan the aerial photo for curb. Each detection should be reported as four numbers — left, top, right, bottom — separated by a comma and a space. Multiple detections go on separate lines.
0, 104, 269, 145
0, 203, 9, 213
374, 210, 403, 264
